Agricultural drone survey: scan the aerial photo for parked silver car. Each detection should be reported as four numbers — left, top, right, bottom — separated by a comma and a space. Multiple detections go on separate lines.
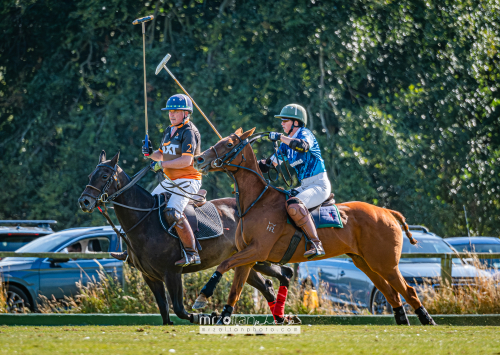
298, 228, 491, 314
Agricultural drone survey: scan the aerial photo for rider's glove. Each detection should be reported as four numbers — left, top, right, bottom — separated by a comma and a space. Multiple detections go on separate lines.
150, 161, 163, 173
258, 158, 272, 173
268, 132, 282, 142
142, 140, 153, 156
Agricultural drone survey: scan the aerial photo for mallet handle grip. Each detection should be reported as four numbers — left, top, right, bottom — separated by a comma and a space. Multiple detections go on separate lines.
132, 15, 154, 25
163, 65, 222, 139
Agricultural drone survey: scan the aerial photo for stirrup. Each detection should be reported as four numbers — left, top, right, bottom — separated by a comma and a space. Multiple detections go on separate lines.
304, 241, 325, 260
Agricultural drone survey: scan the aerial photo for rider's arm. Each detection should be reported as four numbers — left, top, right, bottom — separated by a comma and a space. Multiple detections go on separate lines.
149, 150, 163, 161
279, 135, 310, 153
270, 143, 287, 167
161, 155, 193, 169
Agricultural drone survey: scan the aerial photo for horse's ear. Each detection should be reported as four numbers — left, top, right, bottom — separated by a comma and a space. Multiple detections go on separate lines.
110, 151, 120, 166
99, 150, 106, 164
235, 127, 243, 136
240, 127, 256, 140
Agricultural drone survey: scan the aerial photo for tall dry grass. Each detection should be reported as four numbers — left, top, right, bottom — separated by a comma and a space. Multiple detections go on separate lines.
23, 257, 500, 315
0, 274, 7, 313
420, 255, 500, 314
37, 264, 343, 315
39, 264, 158, 313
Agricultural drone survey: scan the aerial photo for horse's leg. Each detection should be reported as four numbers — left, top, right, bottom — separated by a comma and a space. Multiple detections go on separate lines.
252, 263, 294, 315
246, 268, 276, 305
142, 274, 173, 326
196, 245, 263, 305
369, 262, 437, 325
253, 262, 294, 288
347, 253, 409, 325
217, 264, 254, 325
163, 271, 191, 323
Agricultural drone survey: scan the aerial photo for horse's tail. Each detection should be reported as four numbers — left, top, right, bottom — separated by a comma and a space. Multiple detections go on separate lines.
388, 210, 417, 245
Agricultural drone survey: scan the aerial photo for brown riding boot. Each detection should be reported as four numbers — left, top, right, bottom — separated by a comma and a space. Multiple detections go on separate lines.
286, 197, 325, 260
174, 215, 201, 267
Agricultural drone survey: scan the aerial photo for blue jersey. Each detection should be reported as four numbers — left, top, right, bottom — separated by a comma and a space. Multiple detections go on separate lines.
274, 128, 326, 182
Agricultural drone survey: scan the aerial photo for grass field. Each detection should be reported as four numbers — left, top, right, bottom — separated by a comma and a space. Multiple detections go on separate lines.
0, 325, 499, 354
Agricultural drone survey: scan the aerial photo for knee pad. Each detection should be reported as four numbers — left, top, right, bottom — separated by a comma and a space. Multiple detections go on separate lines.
286, 197, 308, 217
165, 208, 183, 226
286, 197, 310, 226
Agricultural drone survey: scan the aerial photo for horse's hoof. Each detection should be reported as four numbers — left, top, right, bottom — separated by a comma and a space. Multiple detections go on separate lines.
192, 294, 208, 310
285, 315, 302, 325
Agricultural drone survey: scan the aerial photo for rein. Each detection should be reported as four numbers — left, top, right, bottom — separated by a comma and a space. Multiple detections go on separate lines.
208, 133, 286, 243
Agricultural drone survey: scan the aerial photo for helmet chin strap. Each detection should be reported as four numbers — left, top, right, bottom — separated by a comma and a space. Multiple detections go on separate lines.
287, 120, 297, 135
174, 112, 190, 127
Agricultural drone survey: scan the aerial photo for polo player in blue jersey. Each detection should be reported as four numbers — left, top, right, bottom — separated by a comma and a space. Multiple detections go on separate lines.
259, 104, 331, 260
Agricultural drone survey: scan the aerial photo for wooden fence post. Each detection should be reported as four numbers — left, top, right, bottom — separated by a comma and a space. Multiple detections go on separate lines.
441, 254, 453, 286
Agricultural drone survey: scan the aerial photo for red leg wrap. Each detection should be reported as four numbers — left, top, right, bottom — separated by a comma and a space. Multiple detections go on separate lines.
268, 300, 276, 314
272, 286, 288, 318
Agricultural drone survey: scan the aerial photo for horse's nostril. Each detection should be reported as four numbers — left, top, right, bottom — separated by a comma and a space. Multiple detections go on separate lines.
197, 157, 205, 163
83, 199, 90, 206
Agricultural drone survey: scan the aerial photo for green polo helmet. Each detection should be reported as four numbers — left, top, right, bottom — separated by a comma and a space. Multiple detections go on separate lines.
274, 103, 307, 126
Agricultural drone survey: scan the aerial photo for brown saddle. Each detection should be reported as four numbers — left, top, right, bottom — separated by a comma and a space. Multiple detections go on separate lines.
189, 189, 207, 207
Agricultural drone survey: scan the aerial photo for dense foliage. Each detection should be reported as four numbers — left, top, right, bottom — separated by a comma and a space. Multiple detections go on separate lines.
1, 0, 499, 237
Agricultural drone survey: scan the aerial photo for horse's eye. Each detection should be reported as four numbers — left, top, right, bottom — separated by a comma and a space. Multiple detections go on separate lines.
227, 143, 234, 148
102, 174, 108, 179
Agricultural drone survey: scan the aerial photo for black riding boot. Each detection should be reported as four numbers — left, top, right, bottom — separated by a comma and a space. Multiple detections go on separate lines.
110, 250, 128, 261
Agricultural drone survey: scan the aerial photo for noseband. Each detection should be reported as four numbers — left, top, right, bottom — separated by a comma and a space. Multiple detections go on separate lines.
209, 133, 245, 169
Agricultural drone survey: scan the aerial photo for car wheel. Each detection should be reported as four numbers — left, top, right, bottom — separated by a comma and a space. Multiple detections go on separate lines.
370, 288, 392, 315
6, 285, 31, 313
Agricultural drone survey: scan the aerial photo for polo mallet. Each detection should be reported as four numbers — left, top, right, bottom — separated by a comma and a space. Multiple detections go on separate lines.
155, 53, 222, 139
133, 15, 155, 156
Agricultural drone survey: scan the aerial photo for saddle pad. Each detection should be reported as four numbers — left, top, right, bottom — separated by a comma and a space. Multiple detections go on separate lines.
310, 204, 344, 229
287, 204, 343, 229
159, 198, 224, 240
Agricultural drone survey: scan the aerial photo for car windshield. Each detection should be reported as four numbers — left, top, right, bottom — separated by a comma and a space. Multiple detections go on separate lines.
449, 243, 500, 269
450, 243, 500, 254
400, 237, 453, 263
0, 234, 43, 251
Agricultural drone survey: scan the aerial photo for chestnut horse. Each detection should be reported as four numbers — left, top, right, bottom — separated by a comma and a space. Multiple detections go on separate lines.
192, 128, 437, 326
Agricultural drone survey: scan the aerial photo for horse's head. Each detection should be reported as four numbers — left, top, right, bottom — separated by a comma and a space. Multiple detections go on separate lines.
194, 127, 255, 174
78, 150, 122, 213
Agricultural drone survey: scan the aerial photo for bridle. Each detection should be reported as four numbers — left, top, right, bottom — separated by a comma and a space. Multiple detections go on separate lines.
207, 133, 287, 243
81, 162, 164, 279
82, 163, 121, 205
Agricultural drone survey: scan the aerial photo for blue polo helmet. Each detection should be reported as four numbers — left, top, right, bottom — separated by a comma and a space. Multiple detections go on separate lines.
161, 94, 193, 113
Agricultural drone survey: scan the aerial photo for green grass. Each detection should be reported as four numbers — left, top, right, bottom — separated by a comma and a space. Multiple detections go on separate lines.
0, 325, 499, 354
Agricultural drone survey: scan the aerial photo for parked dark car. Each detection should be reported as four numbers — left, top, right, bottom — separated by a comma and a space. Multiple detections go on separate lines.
446, 236, 500, 272
0, 226, 123, 313
0, 220, 56, 260
297, 229, 491, 314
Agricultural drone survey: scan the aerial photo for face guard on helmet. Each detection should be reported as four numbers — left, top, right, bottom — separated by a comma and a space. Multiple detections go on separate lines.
162, 94, 194, 113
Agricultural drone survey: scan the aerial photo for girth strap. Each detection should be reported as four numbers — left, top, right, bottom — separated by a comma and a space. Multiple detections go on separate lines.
278, 229, 303, 265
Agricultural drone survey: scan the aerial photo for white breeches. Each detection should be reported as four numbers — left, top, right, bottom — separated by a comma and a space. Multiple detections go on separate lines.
151, 178, 202, 214
293, 172, 331, 209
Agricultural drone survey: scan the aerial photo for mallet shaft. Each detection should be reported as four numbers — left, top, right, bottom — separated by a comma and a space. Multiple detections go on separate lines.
142, 22, 148, 139
163, 65, 222, 139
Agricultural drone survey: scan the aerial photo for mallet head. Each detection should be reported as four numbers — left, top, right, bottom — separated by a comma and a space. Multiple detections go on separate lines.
155, 53, 171, 75
132, 15, 154, 25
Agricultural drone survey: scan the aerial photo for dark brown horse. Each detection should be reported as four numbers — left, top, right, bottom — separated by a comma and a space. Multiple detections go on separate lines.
78, 150, 293, 325
192, 128, 437, 326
